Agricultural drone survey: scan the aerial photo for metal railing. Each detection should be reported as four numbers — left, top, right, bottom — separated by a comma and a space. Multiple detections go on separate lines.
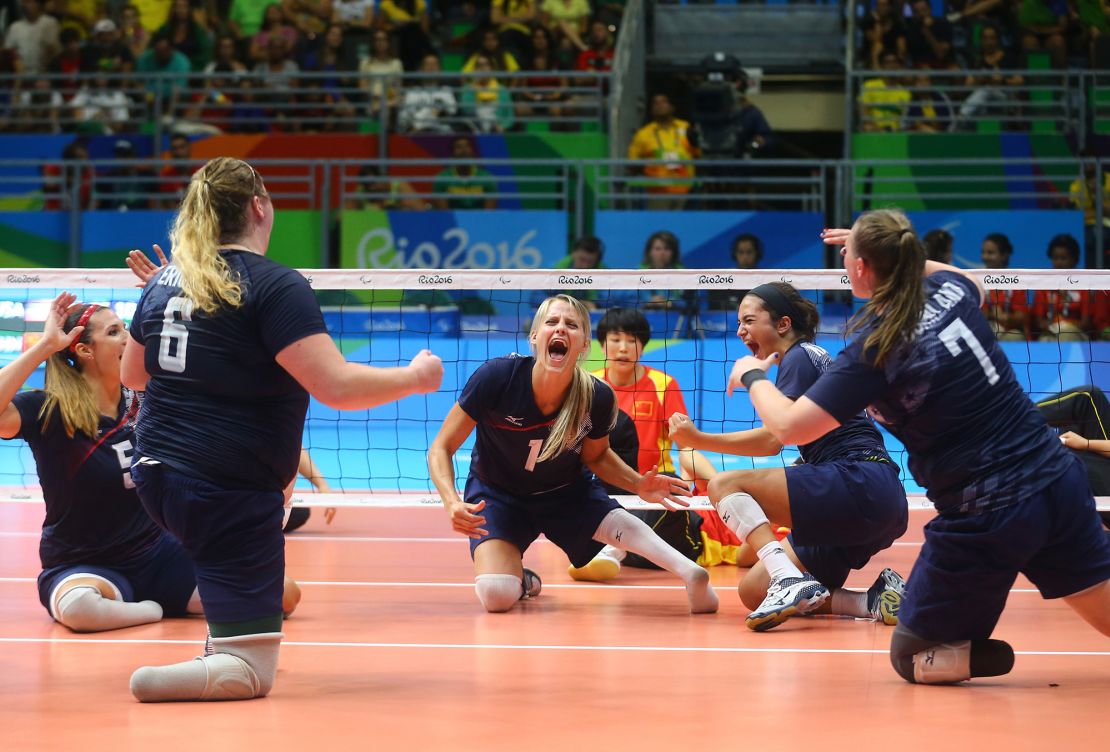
0, 70, 612, 158
4, 156, 1107, 267
843, 67, 1110, 154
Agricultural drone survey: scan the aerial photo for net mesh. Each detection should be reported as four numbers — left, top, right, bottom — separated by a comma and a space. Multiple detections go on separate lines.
1, 268, 1107, 509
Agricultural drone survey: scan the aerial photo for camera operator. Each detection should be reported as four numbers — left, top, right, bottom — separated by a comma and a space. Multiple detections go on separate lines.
688, 52, 773, 208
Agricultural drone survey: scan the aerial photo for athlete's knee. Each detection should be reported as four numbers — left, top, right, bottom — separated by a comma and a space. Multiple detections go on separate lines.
737, 576, 764, 611
706, 472, 744, 504
890, 623, 1015, 685
474, 574, 522, 613
282, 576, 302, 617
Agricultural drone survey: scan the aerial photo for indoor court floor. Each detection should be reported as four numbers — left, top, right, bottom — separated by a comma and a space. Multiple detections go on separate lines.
1, 503, 1107, 751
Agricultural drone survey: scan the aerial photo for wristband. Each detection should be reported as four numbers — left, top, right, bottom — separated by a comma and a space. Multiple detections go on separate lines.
740, 369, 769, 389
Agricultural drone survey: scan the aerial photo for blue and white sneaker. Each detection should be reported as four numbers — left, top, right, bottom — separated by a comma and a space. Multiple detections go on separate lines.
745, 573, 829, 632
521, 568, 542, 599
866, 567, 906, 626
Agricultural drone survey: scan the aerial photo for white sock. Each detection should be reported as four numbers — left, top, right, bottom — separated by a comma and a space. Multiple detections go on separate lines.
756, 540, 803, 582
830, 588, 870, 618
54, 587, 163, 633
130, 632, 283, 702
598, 544, 626, 562
593, 509, 718, 613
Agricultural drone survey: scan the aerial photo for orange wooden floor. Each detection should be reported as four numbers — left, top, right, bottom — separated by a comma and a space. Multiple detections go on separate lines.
1, 504, 1107, 751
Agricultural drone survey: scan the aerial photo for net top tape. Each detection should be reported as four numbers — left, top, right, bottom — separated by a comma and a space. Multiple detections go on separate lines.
3, 269, 1109, 291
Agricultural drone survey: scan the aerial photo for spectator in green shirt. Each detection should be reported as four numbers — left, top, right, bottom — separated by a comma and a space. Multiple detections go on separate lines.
136, 32, 191, 104
433, 137, 497, 210
230, 0, 282, 39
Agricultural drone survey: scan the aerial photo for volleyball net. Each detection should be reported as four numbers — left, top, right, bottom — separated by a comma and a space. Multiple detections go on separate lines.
1, 267, 1107, 511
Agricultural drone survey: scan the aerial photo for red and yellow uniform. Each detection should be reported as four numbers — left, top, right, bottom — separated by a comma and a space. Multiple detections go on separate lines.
593, 365, 685, 475
595, 365, 753, 566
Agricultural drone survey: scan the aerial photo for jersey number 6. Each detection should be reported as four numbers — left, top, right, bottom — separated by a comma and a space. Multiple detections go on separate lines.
158, 297, 195, 373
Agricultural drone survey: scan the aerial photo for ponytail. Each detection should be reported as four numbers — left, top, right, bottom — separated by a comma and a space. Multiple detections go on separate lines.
847, 209, 926, 367
169, 157, 267, 315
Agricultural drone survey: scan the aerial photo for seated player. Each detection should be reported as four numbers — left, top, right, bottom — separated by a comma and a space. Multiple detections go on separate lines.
283, 448, 337, 532
669, 282, 908, 631
1036, 385, 1110, 528
0, 293, 300, 633
568, 307, 740, 581
427, 295, 719, 614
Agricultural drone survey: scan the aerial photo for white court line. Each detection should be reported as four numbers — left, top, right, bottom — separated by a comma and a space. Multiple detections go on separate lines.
0, 636, 1104, 656
0, 576, 1044, 594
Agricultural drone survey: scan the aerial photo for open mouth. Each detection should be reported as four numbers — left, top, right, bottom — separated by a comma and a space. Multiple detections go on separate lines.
744, 338, 760, 357
548, 339, 569, 364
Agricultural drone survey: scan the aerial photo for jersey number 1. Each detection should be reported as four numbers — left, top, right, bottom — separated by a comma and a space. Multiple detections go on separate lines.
938, 318, 1000, 385
158, 297, 194, 373
524, 439, 542, 472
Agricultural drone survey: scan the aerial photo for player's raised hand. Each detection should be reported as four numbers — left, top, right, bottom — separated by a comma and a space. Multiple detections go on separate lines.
409, 349, 444, 394
126, 244, 169, 287
636, 469, 691, 511
38, 292, 82, 353
727, 353, 780, 396
820, 228, 851, 246
448, 498, 488, 539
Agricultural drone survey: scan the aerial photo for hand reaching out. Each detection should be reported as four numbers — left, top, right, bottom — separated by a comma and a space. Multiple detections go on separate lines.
126, 244, 169, 287
636, 469, 691, 511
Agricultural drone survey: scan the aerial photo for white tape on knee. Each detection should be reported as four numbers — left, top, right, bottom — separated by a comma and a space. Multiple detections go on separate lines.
475, 574, 523, 613
912, 641, 972, 684
716, 492, 769, 541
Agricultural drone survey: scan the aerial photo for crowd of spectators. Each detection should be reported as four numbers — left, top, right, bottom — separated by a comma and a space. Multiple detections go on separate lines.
0, 0, 619, 134
856, 0, 1110, 132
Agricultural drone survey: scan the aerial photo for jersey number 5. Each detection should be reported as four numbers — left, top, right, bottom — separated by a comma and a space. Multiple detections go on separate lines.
938, 318, 1000, 385
158, 297, 195, 373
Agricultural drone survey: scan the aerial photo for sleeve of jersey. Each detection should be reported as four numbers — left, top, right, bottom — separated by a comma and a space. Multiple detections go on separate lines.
662, 376, 688, 421
255, 266, 330, 356
932, 269, 980, 305
128, 286, 152, 343
457, 360, 498, 422
587, 378, 617, 439
802, 344, 888, 426
774, 347, 816, 401
9, 391, 46, 441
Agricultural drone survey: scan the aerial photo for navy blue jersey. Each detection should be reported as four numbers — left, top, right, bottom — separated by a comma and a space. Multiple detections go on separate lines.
775, 340, 889, 465
458, 355, 617, 495
806, 271, 1070, 513
129, 251, 328, 491
7, 389, 161, 569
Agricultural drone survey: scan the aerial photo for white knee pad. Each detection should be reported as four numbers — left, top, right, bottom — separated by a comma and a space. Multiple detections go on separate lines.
475, 574, 523, 613
715, 492, 769, 541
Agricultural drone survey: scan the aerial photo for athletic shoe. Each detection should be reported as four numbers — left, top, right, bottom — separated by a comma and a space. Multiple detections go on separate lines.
866, 567, 906, 626
567, 551, 622, 582
522, 568, 542, 599
745, 573, 829, 632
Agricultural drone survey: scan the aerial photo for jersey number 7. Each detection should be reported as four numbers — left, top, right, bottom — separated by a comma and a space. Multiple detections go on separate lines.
938, 318, 1000, 386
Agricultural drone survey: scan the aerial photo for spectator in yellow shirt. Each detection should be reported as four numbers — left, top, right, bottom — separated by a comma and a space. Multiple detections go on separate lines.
627, 93, 698, 209
858, 51, 910, 132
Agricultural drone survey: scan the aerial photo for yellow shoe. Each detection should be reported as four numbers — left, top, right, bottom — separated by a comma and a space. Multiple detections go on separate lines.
567, 554, 621, 582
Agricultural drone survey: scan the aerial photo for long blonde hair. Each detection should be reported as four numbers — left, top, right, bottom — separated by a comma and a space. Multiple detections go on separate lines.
169, 157, 268, 315
530, 294, 612, 463
40, 304, 101, 438
846, 209, 927, 367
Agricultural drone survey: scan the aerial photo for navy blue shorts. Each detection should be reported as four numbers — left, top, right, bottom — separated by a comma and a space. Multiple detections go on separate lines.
132, 459, 285, 624
37, 531, 197, 618
465, 475, 621, 568
900, 455, 1110, 642
785, 459, 908, 590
